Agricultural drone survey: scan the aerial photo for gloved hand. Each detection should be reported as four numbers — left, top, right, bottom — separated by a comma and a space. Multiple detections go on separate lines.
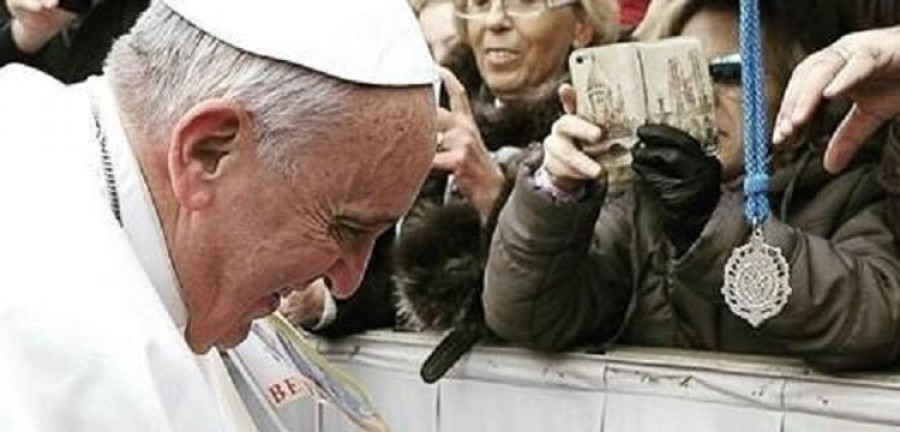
632, 124, 722, 256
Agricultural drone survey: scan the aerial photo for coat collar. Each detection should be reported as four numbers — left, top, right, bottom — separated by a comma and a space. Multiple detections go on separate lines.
86, 76, 189, 331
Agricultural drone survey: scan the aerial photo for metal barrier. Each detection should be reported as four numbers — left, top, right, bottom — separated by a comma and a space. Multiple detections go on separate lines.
261, 330, 900, 432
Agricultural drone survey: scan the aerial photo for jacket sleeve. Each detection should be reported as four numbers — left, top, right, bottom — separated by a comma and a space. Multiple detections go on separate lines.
765, 202, 900, 370
676, 168, 900, 371
880, 126, 900, 240
483, 168, 632, 351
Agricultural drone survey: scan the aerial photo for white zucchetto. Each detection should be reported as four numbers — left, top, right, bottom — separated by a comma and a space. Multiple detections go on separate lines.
161, 0, 438, 87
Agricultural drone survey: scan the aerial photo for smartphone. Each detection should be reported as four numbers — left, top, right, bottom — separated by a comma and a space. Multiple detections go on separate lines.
569, 37, 718, 191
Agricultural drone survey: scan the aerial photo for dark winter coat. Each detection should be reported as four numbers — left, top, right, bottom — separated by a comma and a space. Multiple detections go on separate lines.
484, 123, 900, 371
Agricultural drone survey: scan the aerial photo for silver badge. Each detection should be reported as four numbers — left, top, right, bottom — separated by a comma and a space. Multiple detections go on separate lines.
722, 227, 792, 327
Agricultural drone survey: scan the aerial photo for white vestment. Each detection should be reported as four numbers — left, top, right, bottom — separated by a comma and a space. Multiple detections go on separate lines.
0, 65, 257, 432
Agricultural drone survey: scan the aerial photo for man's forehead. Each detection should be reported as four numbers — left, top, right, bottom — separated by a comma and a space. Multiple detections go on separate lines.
304, 146, 424, 208
291, 89, 434, 218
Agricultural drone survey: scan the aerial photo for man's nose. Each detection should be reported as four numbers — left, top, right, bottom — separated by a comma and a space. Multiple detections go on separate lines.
324, 239, 376, 300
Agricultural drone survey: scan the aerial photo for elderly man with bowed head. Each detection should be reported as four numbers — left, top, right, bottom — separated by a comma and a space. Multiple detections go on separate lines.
282, 0, 623, 378
0, 0, 437, 431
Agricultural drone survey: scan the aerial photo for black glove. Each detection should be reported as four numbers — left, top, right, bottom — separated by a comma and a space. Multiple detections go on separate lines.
632, 124, 722, 256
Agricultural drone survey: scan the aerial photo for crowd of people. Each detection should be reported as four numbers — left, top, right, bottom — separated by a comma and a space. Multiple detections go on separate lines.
487, 0, 900, 371
1, 0, 900, 429
283, 0, 900, 375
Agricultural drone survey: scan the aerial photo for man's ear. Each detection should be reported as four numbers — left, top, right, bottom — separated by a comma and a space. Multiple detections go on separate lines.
168, 99, 252, 210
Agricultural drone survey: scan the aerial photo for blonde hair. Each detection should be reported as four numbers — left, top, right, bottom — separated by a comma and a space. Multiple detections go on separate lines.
451, 0, 620, 46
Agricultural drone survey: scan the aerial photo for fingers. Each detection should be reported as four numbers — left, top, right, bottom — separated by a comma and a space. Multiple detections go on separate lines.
437, 101, 478, 137
544, 133, 603, 179
543, 114, 606, 180
437, 107, 455, 131
552, 114, 604, 144
542, 114, 606, 179
433, 147, 463, 171
558, 84, 577, 115
773, 49, 846, 146
823, 104, 884, 173
439, 67, 473, 118
434, 105, 486, 173
774, 26, 900, 146
432, 131, 495, 176
279, 280, 327, 327
823, 47, 878, 98
787, 50, 847, 124
432, 126, 471, 171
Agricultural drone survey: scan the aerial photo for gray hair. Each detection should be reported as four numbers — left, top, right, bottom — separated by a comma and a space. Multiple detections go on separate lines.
106, 1, 358, 176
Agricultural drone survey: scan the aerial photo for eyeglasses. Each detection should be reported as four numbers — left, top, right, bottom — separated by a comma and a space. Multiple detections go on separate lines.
456, 0, 578, 21
709, 53, 741, 84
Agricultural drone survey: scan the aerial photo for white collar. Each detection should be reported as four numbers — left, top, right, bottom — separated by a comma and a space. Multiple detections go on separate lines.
86, 76, 189, 331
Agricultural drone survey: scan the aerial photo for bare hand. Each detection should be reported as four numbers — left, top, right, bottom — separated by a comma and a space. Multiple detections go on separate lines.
279, 279, 328, 328
540, 84, 607, 191
432, 67, 505, 222
773, 26, 900, 173
7, 0, 76, 53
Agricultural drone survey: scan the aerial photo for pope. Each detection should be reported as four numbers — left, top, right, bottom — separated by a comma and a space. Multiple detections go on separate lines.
0, 0, 437, 430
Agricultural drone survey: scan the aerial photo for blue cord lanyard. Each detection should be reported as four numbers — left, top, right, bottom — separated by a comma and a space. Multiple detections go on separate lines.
720, 0, 793, 328
739, 0, 770, 226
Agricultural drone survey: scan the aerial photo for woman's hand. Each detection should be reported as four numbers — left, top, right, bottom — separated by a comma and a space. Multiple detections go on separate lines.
540, 84, 607, 191
432, 68, 505, 222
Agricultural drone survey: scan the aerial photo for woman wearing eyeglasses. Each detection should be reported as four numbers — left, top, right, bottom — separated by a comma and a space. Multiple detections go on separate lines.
484, 0, 900, 372
392, 0, 619, 371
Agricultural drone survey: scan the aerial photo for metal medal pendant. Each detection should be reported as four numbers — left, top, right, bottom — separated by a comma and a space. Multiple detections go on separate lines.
722, 227, 791, 327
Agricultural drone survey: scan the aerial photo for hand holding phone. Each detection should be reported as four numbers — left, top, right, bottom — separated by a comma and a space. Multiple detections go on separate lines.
568, 37, 717, 192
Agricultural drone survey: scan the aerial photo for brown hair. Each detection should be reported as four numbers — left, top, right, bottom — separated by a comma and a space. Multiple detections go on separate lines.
642, 0, 840, 154
649, 0, 807, 96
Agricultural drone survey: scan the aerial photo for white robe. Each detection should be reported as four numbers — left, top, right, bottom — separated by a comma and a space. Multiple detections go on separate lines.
0, 65, 257, 432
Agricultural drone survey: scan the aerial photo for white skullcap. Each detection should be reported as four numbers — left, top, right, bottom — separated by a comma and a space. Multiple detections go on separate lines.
160, 0, 438, 87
